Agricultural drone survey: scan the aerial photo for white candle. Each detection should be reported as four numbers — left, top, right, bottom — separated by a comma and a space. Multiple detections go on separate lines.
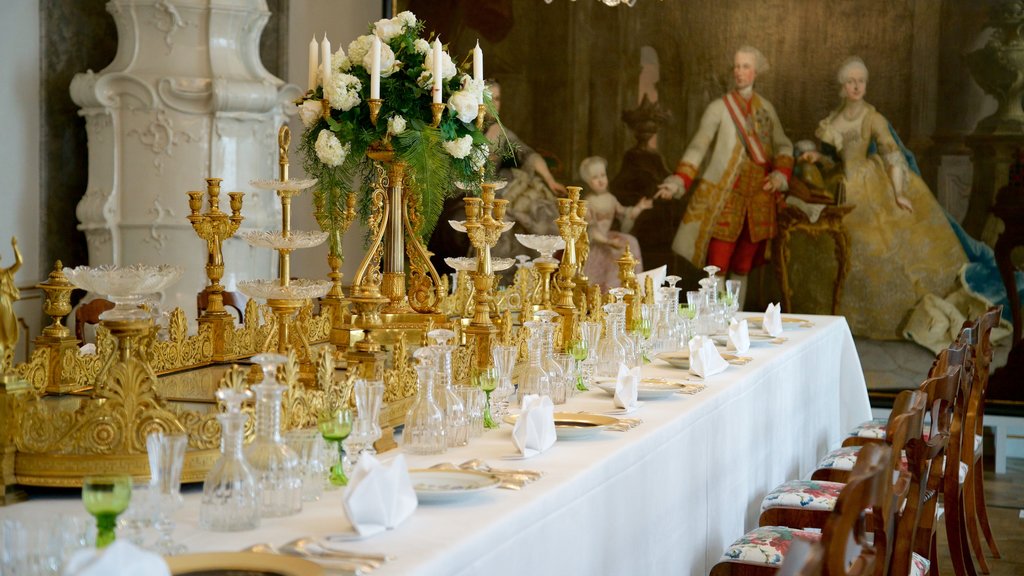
432, 38, 443, 104
370, 35, 381, 100
308, 36, 318, 91
320, 34, 332, 93
473, 41, 483, 105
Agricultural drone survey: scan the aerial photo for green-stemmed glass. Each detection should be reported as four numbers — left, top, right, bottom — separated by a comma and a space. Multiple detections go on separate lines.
82, 475, 132, 548
318, 408, 353, 486
474, 367, 499, 429
568, 339, 588, 391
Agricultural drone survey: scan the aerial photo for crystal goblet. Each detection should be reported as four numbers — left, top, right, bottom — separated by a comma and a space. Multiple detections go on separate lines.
147, 431, 188, 556
318, 408, 353, 486
568, 339, 589, 391
82, 475, 132, 548
473, 367, 499, 429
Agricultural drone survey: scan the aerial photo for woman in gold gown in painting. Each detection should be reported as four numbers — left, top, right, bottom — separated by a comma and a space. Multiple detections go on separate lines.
801, 57, 968, 340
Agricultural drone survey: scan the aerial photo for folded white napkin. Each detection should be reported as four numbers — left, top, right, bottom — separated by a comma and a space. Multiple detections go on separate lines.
63, 540, 169, 576
688, 335, 728, 378
342, 453, 417, 537
79, 343, 97, 356
763, 302, 784, 337
512, 394, 556, 457
614, 363, 640, 409
728, 318, 750, 353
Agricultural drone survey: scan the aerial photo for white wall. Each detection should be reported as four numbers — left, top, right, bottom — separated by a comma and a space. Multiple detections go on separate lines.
0, 0, 42, 362
286, 0, 381, 283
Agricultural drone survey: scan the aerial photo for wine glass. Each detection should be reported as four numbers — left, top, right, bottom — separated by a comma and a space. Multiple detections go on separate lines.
567, 339, 588, 391
473, 366, 499, 429
318, 408, 353, 486
82, 475, 132, 548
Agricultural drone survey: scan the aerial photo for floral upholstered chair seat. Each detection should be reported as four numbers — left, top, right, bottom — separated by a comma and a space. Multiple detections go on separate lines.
760, 479, 845, 512
720, 526, 821, 567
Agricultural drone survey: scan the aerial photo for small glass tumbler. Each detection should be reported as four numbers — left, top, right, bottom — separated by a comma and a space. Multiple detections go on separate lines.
285, 429, 324, 502
456, 385, 485, 436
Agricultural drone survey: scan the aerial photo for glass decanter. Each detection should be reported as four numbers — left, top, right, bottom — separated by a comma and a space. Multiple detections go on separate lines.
597, 288, 634, 377
244, 353, 302, 518
518, 311, 559, 403
200, 382, 259, 531
427, 329, 469, 448
653, 276, 683, 353
403, 347, 447, 454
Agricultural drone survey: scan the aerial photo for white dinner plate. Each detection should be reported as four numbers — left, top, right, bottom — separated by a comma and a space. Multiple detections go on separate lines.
594, 380, 679, 400
408, 469, 500, 503
656, 350, 744, 369
502, 412, 620, 440
711, 332, 781, 347
744, 316, 814, 330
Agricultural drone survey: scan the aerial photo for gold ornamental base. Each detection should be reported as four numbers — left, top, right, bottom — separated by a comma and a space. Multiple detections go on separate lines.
14, 448, 220, 488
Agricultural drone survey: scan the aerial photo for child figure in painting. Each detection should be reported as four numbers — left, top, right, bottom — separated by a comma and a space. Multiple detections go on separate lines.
579, 156, 651, 289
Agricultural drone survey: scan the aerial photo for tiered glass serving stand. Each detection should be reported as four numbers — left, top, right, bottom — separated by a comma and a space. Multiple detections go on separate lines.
238, 177, 331, 356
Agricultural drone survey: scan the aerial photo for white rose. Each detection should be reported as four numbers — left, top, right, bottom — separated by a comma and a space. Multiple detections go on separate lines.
298, 99, 322, 128
443, 135, 473, 159
387, 115, 407, 136
325, 73, 362, 112
347, 35, 375, 67
448, 89, 479, 124
361, 42, 399, 77
461, 75, 484, 102
413, 39, 430, 54
440, 50, 457, 80
421, 48, 457, 83
315, 130, 349, 167
396, 11, 417, 28
374, 18, 404, 42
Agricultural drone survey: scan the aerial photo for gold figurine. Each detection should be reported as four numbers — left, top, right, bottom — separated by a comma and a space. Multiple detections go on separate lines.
0, 237, 23, 376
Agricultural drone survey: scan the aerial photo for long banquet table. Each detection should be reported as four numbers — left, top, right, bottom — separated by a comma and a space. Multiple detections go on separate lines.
1, 314, 870, 575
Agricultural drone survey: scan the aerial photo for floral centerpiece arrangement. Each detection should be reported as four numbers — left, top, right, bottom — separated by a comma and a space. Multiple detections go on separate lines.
297, 11, 497, 256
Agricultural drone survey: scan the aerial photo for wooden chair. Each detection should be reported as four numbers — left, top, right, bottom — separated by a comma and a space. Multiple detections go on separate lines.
961, 307, 1002, 574
813, 341, 968, 484
941, 328, 981, 576
760, 389, 925, 528
710, 443, 893, 576
74, 298, 115, 343
196, 289, 245, 324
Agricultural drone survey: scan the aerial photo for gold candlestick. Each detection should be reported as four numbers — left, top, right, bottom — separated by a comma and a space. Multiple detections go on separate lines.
476, 103, 486, 131
431, 102, 445, 128
368, 98, 383, 127
463, 183, 509, 369
318, 193, 358, 356
553, 186, 587, 348
187, 178, 244, 323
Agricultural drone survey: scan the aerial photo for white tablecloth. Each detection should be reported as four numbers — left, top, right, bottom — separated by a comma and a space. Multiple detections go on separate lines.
1, 314, 869, 575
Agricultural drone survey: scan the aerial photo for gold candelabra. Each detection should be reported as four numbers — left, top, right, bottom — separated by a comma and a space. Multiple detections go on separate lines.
187, 178, 244, 327
463, 183, 510, 369
553, 187, 588, 348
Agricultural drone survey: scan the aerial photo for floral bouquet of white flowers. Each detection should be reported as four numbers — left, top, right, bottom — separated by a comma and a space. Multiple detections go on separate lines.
298, 11, 497, 256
